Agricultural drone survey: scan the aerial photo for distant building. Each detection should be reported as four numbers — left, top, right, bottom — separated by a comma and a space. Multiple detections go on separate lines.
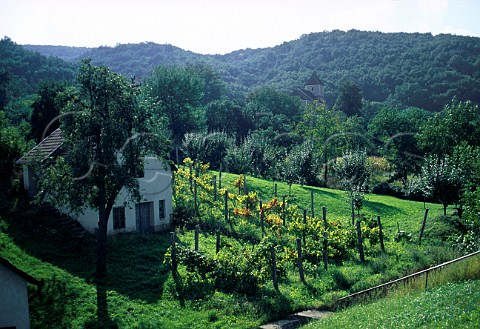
0, 257, 43, 329
292, 72, 325, 105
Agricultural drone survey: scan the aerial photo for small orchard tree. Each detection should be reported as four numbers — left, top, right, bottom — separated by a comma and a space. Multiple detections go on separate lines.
419, 154, 465, 216
37, 59, 168, 277
333, 149, 371, 214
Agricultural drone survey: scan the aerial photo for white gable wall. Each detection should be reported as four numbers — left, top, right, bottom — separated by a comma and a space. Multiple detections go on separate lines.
69, 157, 173, 234
0, 265, 31, 329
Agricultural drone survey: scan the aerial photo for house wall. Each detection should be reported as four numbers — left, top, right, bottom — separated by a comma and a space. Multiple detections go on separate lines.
0, 265, 30, 329
72, 157, 173, 234
305, 83, 325, 99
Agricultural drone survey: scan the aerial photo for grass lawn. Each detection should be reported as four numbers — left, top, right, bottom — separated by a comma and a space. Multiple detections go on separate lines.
302, 279, 480, 329
0, 171, 472, 328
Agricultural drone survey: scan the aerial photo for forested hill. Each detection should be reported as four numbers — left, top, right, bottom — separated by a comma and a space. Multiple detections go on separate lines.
0, 37, 75, 112
22, 30, 480, 111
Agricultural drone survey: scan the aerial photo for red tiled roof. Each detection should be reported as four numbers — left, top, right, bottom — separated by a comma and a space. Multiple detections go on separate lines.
16, 128, 63, 165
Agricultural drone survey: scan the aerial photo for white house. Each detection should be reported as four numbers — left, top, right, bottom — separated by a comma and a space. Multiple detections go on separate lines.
17, 128, 173, 235
0, 257, 43, 329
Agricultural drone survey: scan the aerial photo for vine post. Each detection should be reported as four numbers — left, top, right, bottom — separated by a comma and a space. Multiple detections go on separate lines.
213, 175, 217, 201
356, 220, 365, 262
351, 199, 355, 225
224, 190, 229, 223
377, 215, 385, 253
296, 238, 305, 283
302, 209, 307, 245
194, 224, 199, 252
322, 206, 328, 270
311, 190, 315, 218
271, 246, 279, 291
170, 232, 177, 272
419, 208, 429, 246
219, 163, 222, 189
260, 200, 265, 238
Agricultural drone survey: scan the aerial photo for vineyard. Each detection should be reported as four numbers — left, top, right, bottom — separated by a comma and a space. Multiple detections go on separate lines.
165, 158, 461, 317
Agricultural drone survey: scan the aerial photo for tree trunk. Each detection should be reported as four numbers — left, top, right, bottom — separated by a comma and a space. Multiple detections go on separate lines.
96, 206, 108, 278
96, 181, 114, 278
443, 203, 447, 216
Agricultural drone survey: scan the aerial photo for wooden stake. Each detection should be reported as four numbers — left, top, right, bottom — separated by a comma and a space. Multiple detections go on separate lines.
271, 246, 279, 291
356, 220, 365, 262
216, 229, 220, 254
311, 190, 315, 218
224, 190, 229, 223
296, 238, 305, 283
322, 206, 328, 270
303, 209, 307, 245
274, 183, 278, 197
194, 225, 199, 252
213, 175, 217, 201
170, 232, 177, 271
419, 208, 429, 246
351, 199, 355, 225
261, 201, 265, 239
377, 215, 385, 253
219, 163, 222, 189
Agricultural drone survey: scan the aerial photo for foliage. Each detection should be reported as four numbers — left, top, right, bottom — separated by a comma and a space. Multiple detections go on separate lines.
419, 154, 465, 216
280, 140, 319, 189
225, 133, 279, 178
0, 112, 30, 204
41, 31, 480, 112
182, 131, 233, 169
36, 59, 169, 276
334, 151, 371, 195
417, 100, 480, 156
369, 106, 430, 183
145, 65, 204, 147
335, 81, 363, 117
205, 98, 253, 141
30, 82, 68, 142
0, 37, 75, 107
295, 101, 343, 185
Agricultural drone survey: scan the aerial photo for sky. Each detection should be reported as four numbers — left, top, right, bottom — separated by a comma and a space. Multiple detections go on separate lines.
1, 0, 480, 55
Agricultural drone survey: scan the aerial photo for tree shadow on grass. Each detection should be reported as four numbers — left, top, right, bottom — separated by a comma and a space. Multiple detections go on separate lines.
363, 200, 404, 217
84, 280, 118, 329
4, 209, 173, 304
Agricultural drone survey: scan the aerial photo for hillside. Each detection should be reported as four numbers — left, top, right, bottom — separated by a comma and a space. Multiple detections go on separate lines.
0, 37, 75, 110
23, 45, 91, 63
1, 169, 469, 328
24, 30, 480, 111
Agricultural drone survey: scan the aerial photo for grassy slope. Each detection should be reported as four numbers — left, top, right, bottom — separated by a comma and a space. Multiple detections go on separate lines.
303, 279, 480, 329
0, 172, 466, 328
221, 172, 445, 234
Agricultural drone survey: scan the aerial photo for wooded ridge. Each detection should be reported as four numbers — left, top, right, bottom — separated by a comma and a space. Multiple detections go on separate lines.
23, 30, 480, 111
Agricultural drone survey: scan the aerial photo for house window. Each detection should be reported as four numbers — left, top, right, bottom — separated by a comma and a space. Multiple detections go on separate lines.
159, 200, 165, 219
113, 207, 126, 230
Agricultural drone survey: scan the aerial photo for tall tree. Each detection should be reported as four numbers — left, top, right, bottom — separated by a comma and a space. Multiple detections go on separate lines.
37, 59, 168, 277
417, 100, 480, 156
146, 65, 204, 163
369, 106, 430, 184
187, 62, 225, 105
30, 82, 66, 142
335, 81, 363, 117
296, 101, 343, 185
419, 154, 465, 216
